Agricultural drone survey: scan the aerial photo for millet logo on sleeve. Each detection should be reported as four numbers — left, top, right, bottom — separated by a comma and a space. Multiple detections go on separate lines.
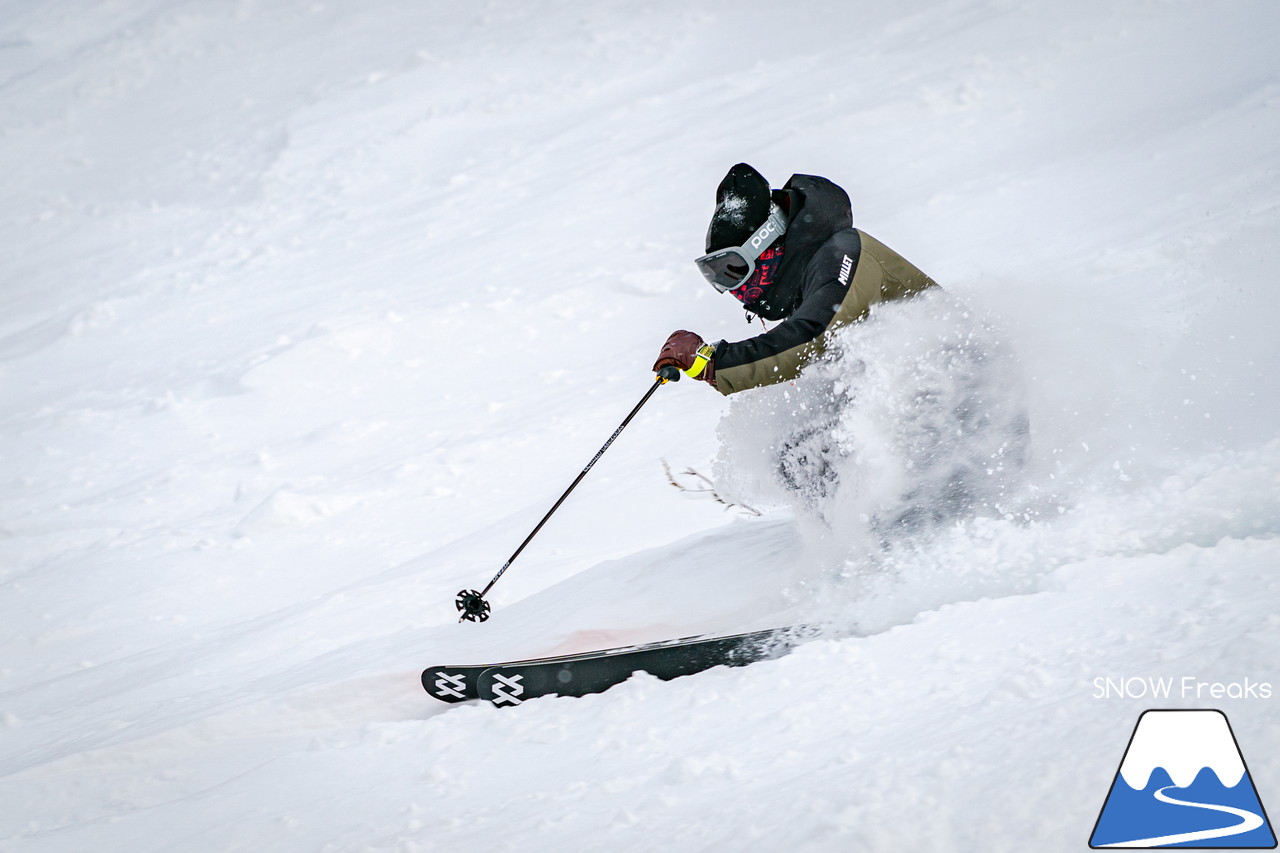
838, 254, 854, 285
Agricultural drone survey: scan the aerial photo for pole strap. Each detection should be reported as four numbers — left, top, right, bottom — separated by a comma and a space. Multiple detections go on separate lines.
684, 343, 716, 379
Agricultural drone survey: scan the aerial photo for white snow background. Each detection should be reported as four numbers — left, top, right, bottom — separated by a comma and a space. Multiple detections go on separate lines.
2, 1, 1279, 851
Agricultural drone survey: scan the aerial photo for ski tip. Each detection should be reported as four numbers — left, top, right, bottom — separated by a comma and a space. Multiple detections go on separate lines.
422, 666, 481, 703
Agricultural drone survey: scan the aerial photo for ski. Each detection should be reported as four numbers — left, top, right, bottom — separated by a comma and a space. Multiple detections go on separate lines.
421, 663, 489, 703
470, 625, 813, 707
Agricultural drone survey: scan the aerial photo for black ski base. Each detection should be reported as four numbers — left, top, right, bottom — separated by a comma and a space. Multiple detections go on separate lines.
423, 625, 812, 707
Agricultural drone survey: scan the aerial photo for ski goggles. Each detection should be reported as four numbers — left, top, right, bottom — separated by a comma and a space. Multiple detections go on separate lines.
694, 205, 788, 293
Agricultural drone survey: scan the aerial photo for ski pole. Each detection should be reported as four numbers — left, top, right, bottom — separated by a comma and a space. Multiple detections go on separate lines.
456, 365, 682, 622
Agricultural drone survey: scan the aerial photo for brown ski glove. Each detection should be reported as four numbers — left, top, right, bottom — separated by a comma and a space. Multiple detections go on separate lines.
652, 330, 716, 386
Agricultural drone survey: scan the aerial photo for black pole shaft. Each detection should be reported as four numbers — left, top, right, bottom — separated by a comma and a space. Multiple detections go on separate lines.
478, 374, 670, 599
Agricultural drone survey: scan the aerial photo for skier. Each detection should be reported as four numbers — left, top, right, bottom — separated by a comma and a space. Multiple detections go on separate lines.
652, 163, 938, 394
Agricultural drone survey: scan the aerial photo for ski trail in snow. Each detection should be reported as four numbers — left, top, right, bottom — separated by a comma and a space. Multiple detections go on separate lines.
1097, 785, 1265, 848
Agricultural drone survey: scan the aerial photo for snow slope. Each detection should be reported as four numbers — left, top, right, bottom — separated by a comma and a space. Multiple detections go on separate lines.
1, 1, 1278, 850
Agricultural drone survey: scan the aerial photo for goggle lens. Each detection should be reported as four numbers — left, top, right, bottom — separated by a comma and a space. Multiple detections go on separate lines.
695, 249, 754, 292
693, 204, 786, 294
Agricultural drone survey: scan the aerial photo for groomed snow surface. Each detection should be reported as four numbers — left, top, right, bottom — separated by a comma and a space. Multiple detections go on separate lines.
2, 2, 1279, 851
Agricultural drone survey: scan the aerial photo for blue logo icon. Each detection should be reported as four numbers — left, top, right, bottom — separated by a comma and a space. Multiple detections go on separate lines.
1090, 709, 1276, 848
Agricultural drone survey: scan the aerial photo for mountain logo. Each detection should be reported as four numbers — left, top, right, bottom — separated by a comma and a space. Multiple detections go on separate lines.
1090, 709, 1276, 848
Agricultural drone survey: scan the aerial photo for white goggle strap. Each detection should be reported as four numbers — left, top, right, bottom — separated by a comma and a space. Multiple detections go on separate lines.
741, 204, 787, 261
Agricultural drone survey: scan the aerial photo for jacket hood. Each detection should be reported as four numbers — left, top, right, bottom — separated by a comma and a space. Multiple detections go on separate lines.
745, 174, 853, 320
781, 174, 853, 257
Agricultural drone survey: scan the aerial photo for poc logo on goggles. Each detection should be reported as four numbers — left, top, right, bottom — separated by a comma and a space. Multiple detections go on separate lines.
750, 217, 780, 249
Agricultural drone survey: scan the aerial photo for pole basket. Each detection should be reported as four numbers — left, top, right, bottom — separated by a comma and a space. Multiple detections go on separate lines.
455, 589, 491, 622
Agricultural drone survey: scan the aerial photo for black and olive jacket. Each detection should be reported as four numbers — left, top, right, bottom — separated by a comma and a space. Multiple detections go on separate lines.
711, 174, 938, 396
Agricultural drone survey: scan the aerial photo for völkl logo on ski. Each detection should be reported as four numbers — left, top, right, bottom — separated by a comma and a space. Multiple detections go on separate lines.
432, 672, 467, 700
1089, 709, 1276, 848
490, 673, 525, 706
